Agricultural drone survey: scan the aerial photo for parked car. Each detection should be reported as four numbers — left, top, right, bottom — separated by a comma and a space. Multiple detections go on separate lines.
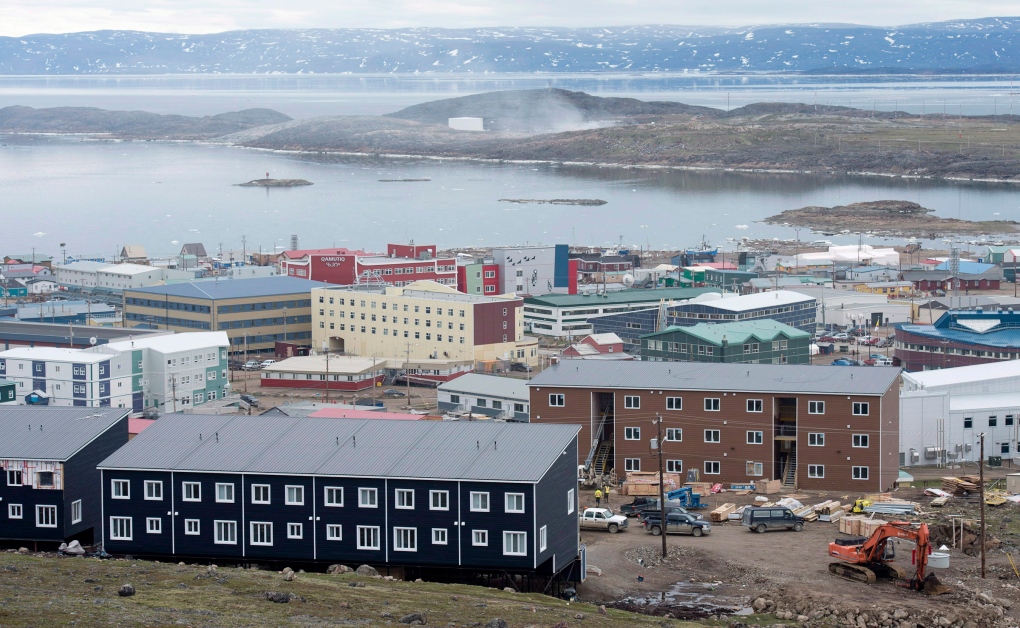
636, 503, 704, 522
831, 358, 854, 366
579, 508, 629, 533
619, 497, 658, 517
642, 512, 712, 537
242, 360, 261, 371
259, 359, 277, 368
741, 506, 805, 533
873, 357, 895, 366
510, 363, 533, 373
831, 333, 851, 340
239, 394, 260, 407
877, 338, 894, 348
855, 335, 873, 344
383, 388, 406, 398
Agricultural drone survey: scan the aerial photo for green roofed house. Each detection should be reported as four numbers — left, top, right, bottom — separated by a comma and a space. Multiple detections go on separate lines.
640, 320, 812, 365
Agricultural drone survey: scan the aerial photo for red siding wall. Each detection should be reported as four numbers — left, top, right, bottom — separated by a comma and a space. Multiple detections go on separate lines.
473, 299, 519, 345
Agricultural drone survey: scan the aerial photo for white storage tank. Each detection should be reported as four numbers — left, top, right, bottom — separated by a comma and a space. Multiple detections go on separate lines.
449, 117, 484, 131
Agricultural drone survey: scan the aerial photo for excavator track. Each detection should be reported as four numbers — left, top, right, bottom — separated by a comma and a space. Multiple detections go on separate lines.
829, 562, 877, 584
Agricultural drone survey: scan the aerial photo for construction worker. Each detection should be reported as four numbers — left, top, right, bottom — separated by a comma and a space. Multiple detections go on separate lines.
603, 483, 611, 505
594, 488, 603, 507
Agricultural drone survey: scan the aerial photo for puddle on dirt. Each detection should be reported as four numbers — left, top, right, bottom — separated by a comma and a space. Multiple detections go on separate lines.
611, 581, 752, 620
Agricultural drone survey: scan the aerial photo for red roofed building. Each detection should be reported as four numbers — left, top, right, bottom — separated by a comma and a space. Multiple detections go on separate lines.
128, 417, 156, 440
561, 333, 627, 358
279, 243, 457, 288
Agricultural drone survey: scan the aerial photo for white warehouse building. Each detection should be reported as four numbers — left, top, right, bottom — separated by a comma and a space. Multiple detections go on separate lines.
900, 361, 1020, 467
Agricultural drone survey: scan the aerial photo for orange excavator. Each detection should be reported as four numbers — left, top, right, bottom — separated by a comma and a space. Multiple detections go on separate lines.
828, 521, 950, 594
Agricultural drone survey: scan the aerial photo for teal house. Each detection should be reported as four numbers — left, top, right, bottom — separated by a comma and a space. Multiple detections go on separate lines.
641, 320, 812, 365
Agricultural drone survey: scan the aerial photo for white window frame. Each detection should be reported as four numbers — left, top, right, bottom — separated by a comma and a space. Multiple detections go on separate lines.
666, 459, 683, 473
704, 429, 721, 443
357, 525, 380, 550
666, 397, 682, 410
214, 520, 237, 545
852, 402, 870, 416
286, 485, 305, 506
852, 466, 870, 480
505, 492, 525, 513
251, 484, 271, 505
182, 482, 201, 502
7, 469, 22, 486
71, 499, 82, 524
567, 488, 575, 515
429, 490, 449, 511
704, 398, 721, 411
215, 483, 235, 503
624, 395, 640, 409
8, 503, 22, 519
624, 426, 640, 440
808, 465, 825, 479
746, 430, 763, 445
394, 527, 418, 552
470, 491, 490, 512
808, 401, 825, 414
111, 479, 130, 499
624, 458, 641, 472
359, 487, 378, 508
326, 524, 343, 541
395, 489, 415, 510
704, 461, 721, 475
549, 393, 565, 407
109, 515, 132, 540
665, 428, 682, 442
808, 432, 825, 447
746, 461, 764, 476
746, 399, 763, 413
432, 528, 448, 545
324, 486, 344, 507
503, 531, 527, 556
185, 519, 200, 535
539, 525, 548, 552
852, 434, 870, 448
250, 521, 273, 546
472, 529, 488, 547
147, 517, 162, 534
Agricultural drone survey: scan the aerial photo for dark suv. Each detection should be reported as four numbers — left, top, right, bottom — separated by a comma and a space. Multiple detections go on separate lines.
741, 506, 806, 533
619, 497, 658, 517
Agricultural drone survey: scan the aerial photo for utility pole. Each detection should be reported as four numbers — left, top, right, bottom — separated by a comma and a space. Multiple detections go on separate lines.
654, 413, 667, 559
324, 345, 331, 403
243, 334, 249, 393
980, 432, 986, 579
404, 341, 414, 401
171, 374, 178, 413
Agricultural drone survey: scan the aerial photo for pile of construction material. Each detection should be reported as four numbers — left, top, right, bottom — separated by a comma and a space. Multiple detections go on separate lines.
813, 500, 846, 522
840, 516, 888, 537
619, 471, 682, 496
941, 476, 980, 495
709, 503, 737, 522
755, 479, 782, 495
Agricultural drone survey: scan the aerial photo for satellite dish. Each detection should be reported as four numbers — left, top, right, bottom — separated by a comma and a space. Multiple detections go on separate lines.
623, 274, 635, 287
89, 337, 97, 346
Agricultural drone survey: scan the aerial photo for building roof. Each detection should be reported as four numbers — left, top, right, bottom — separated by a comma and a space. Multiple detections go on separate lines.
99, 414, 579, 483
0, 407, 128, 460
0, 320, 167, 343
16, 300, 116, 319
120, 245, 148, 259
105, 331, 229, 354
902, 359, 1020, 390
949, 392, 1020, 413
642, 320, 810, 345
55, 261, 109, 273
529, 360, 900, 396
896, 310, 1020, 348
585, 333, 623, 346
437, 373, 530, 401
279, 248, 373, 260
262, 354, 379, 375
262, 401, 383, 417
5, 254, 53, 263
524, 288, 717, 309
180, 243, 208, 258
0, 346, 112, 363
128, 418, 156, 435
934, 261, 998, 274
674, 290, 814, 313
128, 276, 323, 300
98, 263, 161, 276
307, 409, 421, 420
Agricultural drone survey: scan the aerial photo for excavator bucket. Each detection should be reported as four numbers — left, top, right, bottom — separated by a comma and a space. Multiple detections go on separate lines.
912, 573, 951, 595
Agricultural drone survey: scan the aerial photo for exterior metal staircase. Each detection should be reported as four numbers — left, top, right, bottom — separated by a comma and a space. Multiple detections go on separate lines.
591, 442, 613, 477
583, 409, 613, 472
782, 450, 797, 488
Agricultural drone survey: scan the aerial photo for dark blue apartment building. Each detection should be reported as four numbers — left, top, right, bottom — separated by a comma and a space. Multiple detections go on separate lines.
0, 407, 130, 545
99, 415, 582, 581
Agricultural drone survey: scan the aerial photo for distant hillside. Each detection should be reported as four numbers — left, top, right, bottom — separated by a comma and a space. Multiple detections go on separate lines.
1, 19, 1019, 73
385, 88, 718, 133
0, 106, 291, 139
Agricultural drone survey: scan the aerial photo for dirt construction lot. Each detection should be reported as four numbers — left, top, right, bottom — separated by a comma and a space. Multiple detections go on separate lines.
574, 486, 1020, 627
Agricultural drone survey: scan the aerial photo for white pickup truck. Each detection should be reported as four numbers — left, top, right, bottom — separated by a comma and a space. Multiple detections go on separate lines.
579, 508, 629, 533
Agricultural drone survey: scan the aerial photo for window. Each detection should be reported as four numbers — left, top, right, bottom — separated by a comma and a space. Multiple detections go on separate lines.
215, 520, 237, 544
852, 466, 870, 481
852, 402, 869, 416
470, 491, 490, 512
109, 516, 132, 539
852, 434, 870, 448
505, 493, 525, 513
567, 489, 575, 514
624, 427, 640, 440
394, 527, 417, 552
71, 500, 82, 524
430, 490, 449, 510
808, 401, 825, 414
808, 465, 825, 478
216, 483, 235, 503
183, 482, 201, 502
8, 504, 22, 519
989, 416, 998, 427
396, 489, 414, 509
704, 461, 721, 475
808, 433, 825, 447
251, 522, 273, 546
666, 459, 683, 473
504, 531, 527, 556
548, 394, 565, 407
147, 517, 162, 534
324, 487, 344, 507
185, 519, 200, 535
964, 417, 973, 429
112, 479, 130, 499
326, 524, 342, 541
704, 429, 721, 443
624, 458, 641, 472
1002, 443, 1011, 455
745, 461, 764, 476
472, 530, 488, 546
746, 431, 763, 445
357, 525, 380, 550
665, 428, 682, 442
138, 479, 160, 500
539, 526, 547, 552
704, 398, 720, 411
666, 397, 682, 410
7, 469, 22, 486
359, 487, 378, 508
746, 399, 763, 413
624, 395, 640, 409
433, 528, 448, 545
286, 485, 304, 505
1008, 415, 1015, 427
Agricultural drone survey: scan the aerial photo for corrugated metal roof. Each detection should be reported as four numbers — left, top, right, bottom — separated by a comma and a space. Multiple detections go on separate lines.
528, 360, 899, 396
128, 276, 323, 300
0, 407, 129, 460
99, 414, 579, 482
524, 288, 716, 308
438, 373, 530, 401
641, 320, 809, 344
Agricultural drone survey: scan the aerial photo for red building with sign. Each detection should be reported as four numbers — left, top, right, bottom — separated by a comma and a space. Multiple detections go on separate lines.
279, 244, 458, 288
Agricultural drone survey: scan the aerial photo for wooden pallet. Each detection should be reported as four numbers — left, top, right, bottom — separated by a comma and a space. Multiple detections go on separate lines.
709, 503, 737, 522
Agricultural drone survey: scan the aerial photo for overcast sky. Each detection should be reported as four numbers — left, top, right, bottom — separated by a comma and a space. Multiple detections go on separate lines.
3, 1, 1017, 37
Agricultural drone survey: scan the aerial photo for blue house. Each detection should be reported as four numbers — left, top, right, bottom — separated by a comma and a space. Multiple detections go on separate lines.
99, 415, 581, 581
0, 407, 130, 545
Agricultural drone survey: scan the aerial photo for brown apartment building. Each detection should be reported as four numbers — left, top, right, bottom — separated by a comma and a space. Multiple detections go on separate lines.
528, 361, 901, 492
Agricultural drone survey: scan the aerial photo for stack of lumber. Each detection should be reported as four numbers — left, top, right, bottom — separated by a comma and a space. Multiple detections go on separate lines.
930, 496, 950, 507
839, 516, 888, 536
709, 503, 737, 522
684, 482, 712, 496
942, 477, 979, 495
812, 500, 844, 522
793, 505, 818, 521
755, 479, 782, 495
620, 471, 682, 496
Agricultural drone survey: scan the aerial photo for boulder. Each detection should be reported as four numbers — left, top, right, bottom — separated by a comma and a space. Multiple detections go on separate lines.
399, 612, 426, 624
118, 583, 135, 597
598, 605, 608, 616
503, 586, 515, 593
356, 564, 380, 577
752, 598, 767, 612
284, 571, 296, 582
327, 564, 353, 575
485, 620, 509, 628
265, 591, 289, 603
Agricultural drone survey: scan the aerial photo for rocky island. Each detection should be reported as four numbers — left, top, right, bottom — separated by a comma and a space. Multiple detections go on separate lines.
235, 178, 313, 187
499, 198, 607, 206
764, 200, 1020, 238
